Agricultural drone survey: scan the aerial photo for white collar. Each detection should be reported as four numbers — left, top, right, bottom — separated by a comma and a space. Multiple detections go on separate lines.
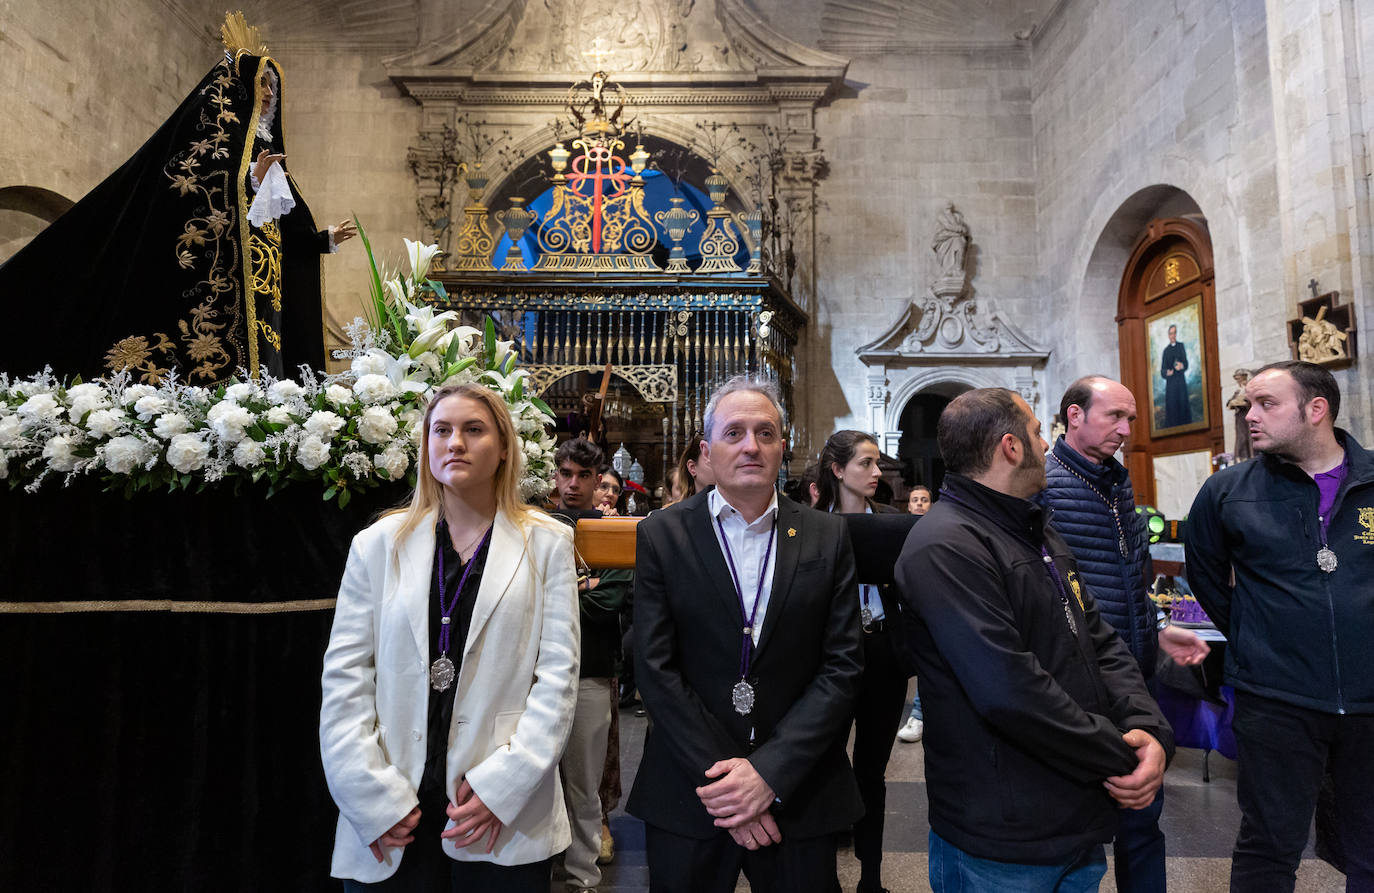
709, 487, 779, 527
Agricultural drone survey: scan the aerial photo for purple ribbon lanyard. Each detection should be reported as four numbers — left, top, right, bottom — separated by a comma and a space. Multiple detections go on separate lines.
437, 525, 492, 656
716, 516, 777, 681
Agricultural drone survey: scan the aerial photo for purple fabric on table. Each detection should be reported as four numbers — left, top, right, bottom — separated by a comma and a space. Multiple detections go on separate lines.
1154, 683, 1237, 760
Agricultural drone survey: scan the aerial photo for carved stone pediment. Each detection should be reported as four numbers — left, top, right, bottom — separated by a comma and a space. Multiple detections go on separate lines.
857, 290, 1048, 366
384, 0, 847, 102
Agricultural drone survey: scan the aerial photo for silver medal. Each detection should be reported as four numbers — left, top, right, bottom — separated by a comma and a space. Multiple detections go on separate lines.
1317, 547, 1338, 574
1118, 535, 1128, 557
732, 680, 755, 716
429, 655, 456, 691
860, 606, 874, 628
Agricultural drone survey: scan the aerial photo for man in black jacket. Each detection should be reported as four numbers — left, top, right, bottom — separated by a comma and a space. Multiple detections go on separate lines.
1184, 361, 1374, 892
1042, 375, 1209, 893
629, 376, 864, 893
896, 388, 1174, 891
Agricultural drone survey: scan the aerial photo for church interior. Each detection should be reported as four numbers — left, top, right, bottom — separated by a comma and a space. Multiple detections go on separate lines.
1, 0, 1370, 890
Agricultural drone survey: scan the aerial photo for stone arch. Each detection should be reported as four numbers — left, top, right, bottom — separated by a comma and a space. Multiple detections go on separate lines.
0, 186, 74, 264
888, 367, 997, 425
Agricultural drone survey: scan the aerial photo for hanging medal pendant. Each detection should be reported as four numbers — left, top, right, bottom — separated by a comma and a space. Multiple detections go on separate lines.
1317, 546, 1338, 573
860, 606, 874, 628
732, 680, 755, 716
1118, 535, 1128, 557
430, 655, 456, 692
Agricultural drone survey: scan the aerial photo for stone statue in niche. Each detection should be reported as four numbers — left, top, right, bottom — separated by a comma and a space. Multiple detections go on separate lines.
1297, 305, 1349, 363
1226, 368, 1253, 461
932, 202, 969, 284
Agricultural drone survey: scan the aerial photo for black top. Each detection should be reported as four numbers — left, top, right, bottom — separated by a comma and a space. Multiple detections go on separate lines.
417, 518, 490, 811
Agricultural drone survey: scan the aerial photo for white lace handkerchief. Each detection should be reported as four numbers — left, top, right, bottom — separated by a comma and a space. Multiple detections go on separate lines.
247, 163, 295, 227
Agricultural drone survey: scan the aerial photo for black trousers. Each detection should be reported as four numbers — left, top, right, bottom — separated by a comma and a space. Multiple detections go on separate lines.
1230, 689, 1374, 893
645, 823, 839, 893
849, 624, 910, 891
341, 803, 553, 893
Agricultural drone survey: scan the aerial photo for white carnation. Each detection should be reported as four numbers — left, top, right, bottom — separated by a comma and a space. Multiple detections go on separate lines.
232, 439, 266, 468
208, 402, 255, 444
166, 433, 210, 473
42, 434, 80, 472
66, 383, 110, 420
325, 384, 354, 408
297, 435, 331, 470
266, 380, 303, 404
183, 386, 212, 407
223, 382, 258, 403
153, 413, 191, 440
376, 443, 410, 480
0, 415, 22, 449
265, 405, 294, 426
353, 374, 398, 405
358, 406, 398, 444
104, 435, 153, 474
121, 384, 156, 406
350, 350, 390, 378
133, 394, 173, 422
18, 393, 63, 424
304, 410, 346, 441
85, 408, 127, 438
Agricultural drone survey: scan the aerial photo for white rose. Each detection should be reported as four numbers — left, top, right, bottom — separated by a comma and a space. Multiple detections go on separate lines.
104, 435, 152, 474
0, 415, 22, 449
353, 374, 398, 405
166, 433, 210, 473
18, 393, 63, 424
358, 406, 398, 444
265, 405, 294, 426
232, 439, 266, 468
297, 435, 331, 471
85, 408, 126, 438
133, 394, 172, 422
325, 384, 354, 408
376, 443, 410, 480
208, 402, 255, 444
223, 382, 258, 403
122, 384, 156, 406
66, 383, 110, 420
304, 410, 346, 441
42, 434, 80, 472
153, 413, 191, 440
350, 351, 390, 378
266, 380, 303, 404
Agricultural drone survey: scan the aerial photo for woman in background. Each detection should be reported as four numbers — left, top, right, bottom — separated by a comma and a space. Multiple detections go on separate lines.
320, 384, 580, 891
815, 430, 909, 893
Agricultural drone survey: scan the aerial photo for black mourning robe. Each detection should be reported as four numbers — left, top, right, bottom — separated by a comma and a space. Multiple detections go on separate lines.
0, 52, 328, 385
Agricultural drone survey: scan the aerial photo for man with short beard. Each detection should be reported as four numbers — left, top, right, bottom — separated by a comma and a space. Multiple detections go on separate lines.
895, 387, 1172, 891
1185, 361, 1374, 892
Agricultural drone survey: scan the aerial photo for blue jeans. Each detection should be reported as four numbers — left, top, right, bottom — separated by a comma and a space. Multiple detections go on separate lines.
1114, 787, 1165, 893
908, 690, 923, 721
928, 830, 1107, 893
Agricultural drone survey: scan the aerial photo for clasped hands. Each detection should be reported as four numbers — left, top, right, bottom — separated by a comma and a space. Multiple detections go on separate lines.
696, 757, 782, 851
369, 778, 503, 863
1104, 729, 1166, 810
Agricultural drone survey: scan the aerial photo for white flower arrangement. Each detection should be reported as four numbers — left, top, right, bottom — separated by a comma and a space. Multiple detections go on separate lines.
0, 227, 557, 507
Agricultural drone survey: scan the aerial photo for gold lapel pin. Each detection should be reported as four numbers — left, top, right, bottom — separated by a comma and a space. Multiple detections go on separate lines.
787, 528, 796, 537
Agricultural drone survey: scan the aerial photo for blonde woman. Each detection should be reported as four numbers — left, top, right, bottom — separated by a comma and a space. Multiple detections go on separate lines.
321, 384, 580, 891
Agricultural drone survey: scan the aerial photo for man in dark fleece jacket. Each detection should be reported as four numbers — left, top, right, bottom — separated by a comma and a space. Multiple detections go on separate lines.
1041, 375, 1209, 893
896, 388, 1174, 892
1185, 361, 1374, 892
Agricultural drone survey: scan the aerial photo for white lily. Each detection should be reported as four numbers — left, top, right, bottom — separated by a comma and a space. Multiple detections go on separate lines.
383, 278, 407, 309
404, 238, 441, 283
436, 325, 482, 355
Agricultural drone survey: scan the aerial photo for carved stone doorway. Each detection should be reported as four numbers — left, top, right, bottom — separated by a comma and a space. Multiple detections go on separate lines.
896, 390, 960, 499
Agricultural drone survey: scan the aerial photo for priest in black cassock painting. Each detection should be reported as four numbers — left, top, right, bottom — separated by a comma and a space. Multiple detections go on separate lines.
1160, 323, 1191, 428
0, 14, 354, 385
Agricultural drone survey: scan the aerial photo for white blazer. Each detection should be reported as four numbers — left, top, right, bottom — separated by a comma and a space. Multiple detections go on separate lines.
320, 507, 580, 882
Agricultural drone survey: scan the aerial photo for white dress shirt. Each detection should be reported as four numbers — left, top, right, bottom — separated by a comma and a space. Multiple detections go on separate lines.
709, 488, 780, 646
829, 503, 884, 623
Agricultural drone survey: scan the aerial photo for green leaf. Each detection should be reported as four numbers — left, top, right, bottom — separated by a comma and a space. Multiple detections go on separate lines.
323, 485, 338, 501
337, 488, 352, 509
531, 396, 554, 418
443, 331, 461, 367
483, 316, 497, 365
427, 279, 448, 301
354, 216, 388, 333
512, 376, 523, 401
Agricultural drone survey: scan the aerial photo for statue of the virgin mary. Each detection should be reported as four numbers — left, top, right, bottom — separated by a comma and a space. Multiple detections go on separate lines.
0, 13, 353, 385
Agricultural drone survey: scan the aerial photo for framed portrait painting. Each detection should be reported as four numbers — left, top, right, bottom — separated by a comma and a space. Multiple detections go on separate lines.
1145, 294, 1210, 437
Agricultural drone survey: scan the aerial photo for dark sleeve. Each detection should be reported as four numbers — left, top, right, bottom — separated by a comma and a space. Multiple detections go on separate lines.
1183, 478, 1233, 633
749, 519, 864, 804
1178, 343, 1189, 371
632, 524, 741, 776
584, 568, 633, 622
897, 536, 1140, 782
1080, 583, 1176, 761
313, 228, 333, 254
1161, 348, 1170, 378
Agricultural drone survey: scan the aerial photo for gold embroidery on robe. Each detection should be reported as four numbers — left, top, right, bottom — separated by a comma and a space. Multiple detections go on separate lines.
250, 220, 284, 312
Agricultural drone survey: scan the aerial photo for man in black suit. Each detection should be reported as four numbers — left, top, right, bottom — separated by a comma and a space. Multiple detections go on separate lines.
628, 376, 865, 893
1161, 324, 1191, 427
